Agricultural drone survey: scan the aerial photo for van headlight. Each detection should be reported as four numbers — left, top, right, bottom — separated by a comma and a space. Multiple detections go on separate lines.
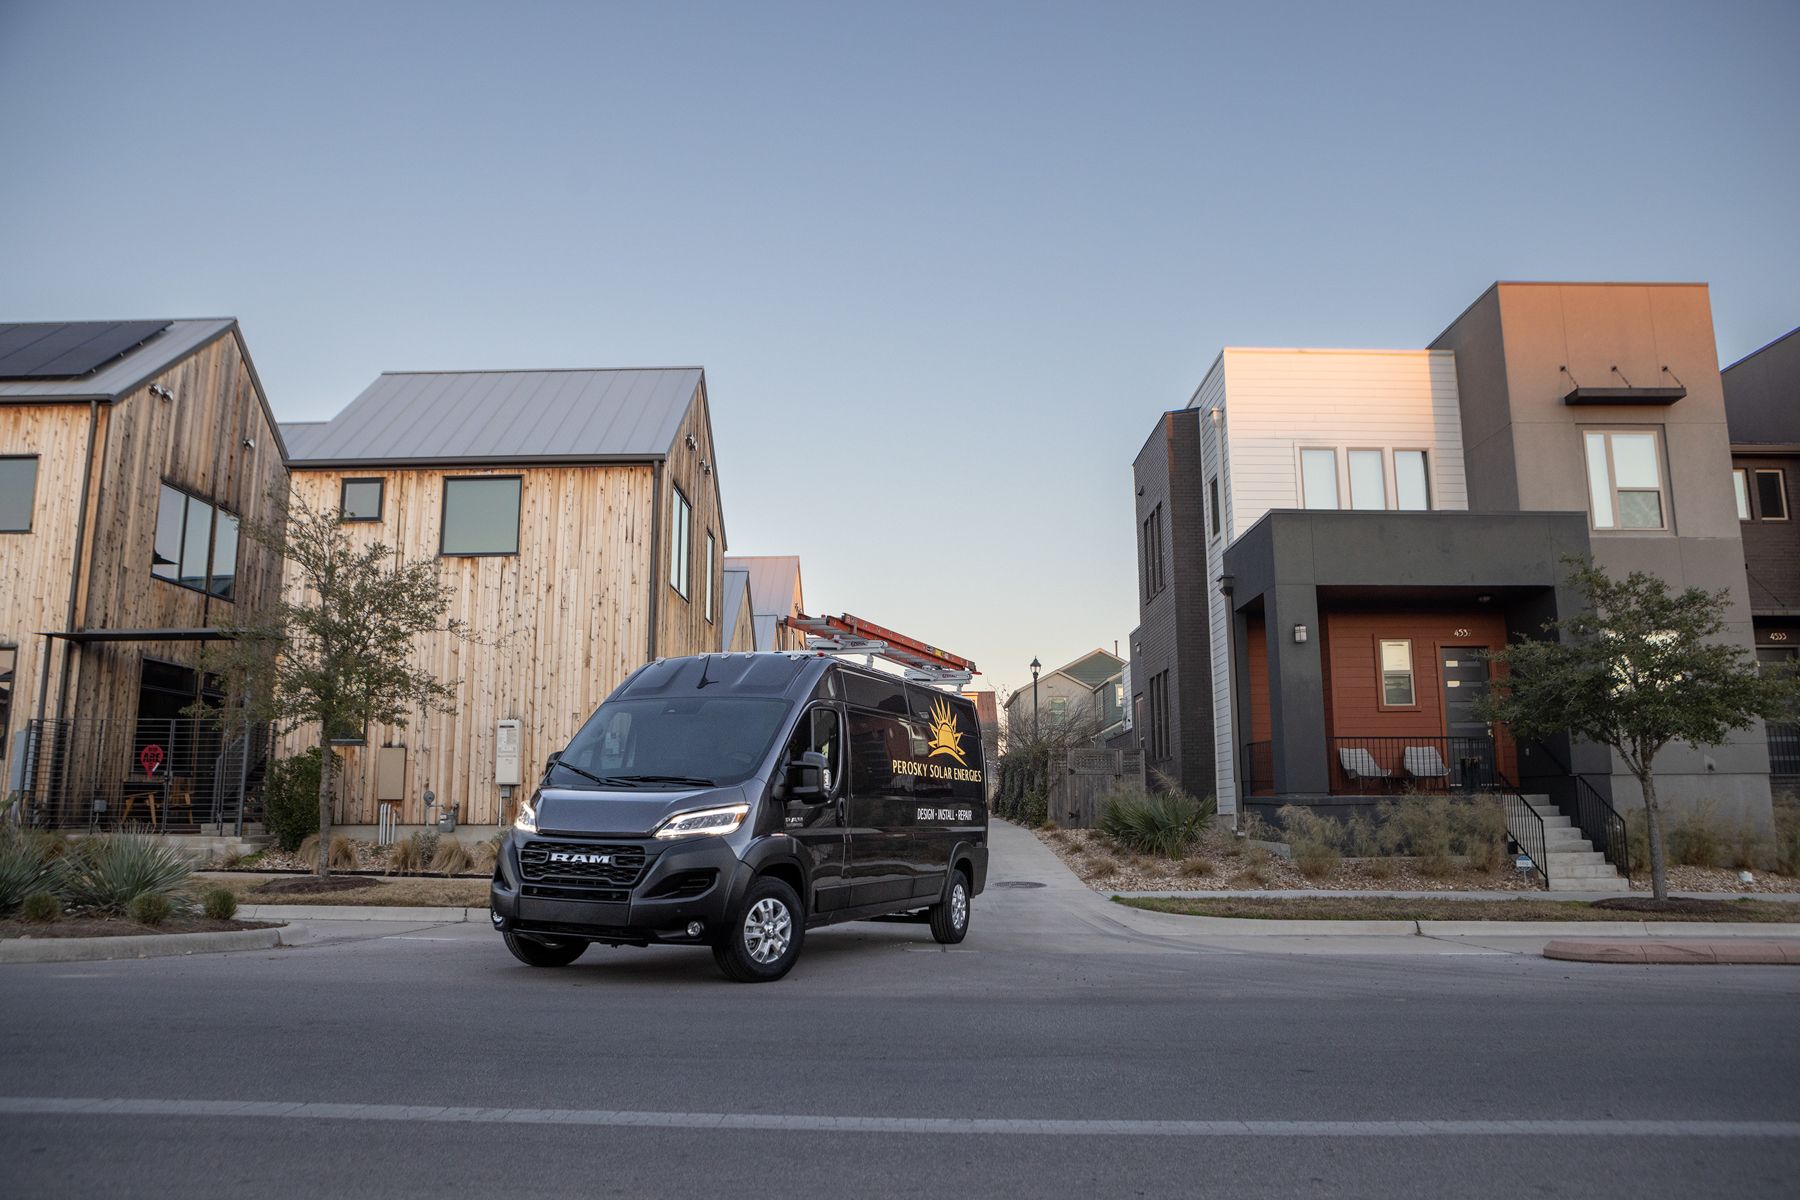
654, 803, 750, 840
514, 793, 539, 834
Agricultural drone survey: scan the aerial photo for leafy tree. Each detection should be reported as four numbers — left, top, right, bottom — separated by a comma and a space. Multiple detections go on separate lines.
207, 489, 471, 876
1479, 561, 1799, 899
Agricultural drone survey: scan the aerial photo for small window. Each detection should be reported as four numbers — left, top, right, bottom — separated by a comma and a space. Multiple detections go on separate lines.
209, 511, 239, 600
0, 456, 38, 531
441, 476, 521, 556
704, 531, 716, 623
1348, 450, 1386, 510
1395, 451, 1430, 511
1756, 470, 1788, 521
1300, 449, 1339, 509
1379, 640, 1415, 706
1583, 430, 1666, 531
1733, 469, 1751, 521
1209, 476, 1221, 538
669, 486, 691, 599
340, 478, 384, 522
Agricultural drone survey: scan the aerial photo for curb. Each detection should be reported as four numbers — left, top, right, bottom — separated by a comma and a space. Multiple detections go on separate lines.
236, 905, 484, 922
1544, 938, 1800, 965
0, 927, 283, 965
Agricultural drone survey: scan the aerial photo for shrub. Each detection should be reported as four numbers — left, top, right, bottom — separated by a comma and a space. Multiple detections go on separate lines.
1456, 800, 1510, 874
127, 892, 174, 927
1086, 854, 1121, 877
1276, 805, 1343, 880
202, 886, 239, 921
20, 891, 61, 923
1177, 856, 1212, 878
0, 828, 55, 914
1341, 811, 1382, 859
295, 834, 321, 870
1100, 786, 1216, 859
1365, 856, 1398, 881
60, 834, 193, 914
263, 748, 323, 852
430, 837, 472, 875
1229, 864, 1271, 889
1667, 807, 1725, 868
386, 836, 420, 875
330, 835, 358, 871
470, 837, 501, 875
1774, 806, 1800, 877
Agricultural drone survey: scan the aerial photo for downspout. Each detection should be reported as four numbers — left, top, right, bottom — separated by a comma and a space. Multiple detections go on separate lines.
646, 459, 664, 663
49, 398, 104, 726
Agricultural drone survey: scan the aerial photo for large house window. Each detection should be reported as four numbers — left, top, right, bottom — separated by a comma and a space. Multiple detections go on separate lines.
152, 482, 240, 599
1142, 504, 1165, 598
1583, 430, 1667, 530
1734, 469, 1751, 520
669, 485, 691, 599
1395, 450, 1430, 511
1379, 639, 1416, 707
1348, 450, 1386, 510
1755, 470, 1788, 522
704, 531, 716, 623
440, 476, 521, 556
1208, 477, 1221, 538
0, 456, 38, 532
1300, 449, 1339, 509
340, 478, 384, 522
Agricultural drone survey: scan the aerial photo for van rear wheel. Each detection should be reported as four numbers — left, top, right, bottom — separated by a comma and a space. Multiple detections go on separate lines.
503, 931, 587, 968
713, 876, 804, 983
929, 869, 971, 945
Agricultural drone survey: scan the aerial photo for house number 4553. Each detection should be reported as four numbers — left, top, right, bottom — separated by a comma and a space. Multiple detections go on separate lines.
1453, 628, 1472, 638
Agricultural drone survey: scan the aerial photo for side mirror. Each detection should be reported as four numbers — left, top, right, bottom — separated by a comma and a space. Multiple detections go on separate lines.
786, 750, 828, 801
543, 750, 562, 775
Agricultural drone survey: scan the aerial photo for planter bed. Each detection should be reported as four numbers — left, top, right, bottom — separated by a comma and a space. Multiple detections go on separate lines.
1118, 895, 1800, 922
0, 914, 277, 940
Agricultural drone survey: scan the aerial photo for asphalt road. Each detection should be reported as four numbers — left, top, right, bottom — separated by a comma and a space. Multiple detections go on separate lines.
2, 823, 1797, 1199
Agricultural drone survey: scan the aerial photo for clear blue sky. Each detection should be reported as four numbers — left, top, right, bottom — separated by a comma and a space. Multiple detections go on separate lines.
4, 1, 1797, 701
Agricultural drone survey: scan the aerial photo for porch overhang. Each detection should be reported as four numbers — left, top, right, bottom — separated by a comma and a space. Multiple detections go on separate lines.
41, 627, 237, 643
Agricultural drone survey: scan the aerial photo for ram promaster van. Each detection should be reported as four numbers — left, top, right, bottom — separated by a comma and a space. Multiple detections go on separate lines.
490, 653, 989, 982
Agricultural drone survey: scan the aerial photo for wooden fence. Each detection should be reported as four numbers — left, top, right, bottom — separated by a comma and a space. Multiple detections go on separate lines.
1047, 747, 1145, 828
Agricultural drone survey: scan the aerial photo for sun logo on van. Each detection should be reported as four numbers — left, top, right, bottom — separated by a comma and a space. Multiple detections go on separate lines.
925, 697, 968, 767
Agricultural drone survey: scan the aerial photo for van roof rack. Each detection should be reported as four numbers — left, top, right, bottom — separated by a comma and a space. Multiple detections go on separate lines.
785, 612, 976, 688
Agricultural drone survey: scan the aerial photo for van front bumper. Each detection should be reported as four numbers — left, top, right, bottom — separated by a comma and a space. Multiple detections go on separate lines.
488, 831, 742, 946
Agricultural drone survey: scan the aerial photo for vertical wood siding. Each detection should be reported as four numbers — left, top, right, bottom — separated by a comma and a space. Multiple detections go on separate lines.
655, 385, 727, 660
0, 405, 91, 733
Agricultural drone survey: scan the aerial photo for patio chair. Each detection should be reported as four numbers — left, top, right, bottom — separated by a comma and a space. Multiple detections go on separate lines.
1403, 744, 1450, 783
1336, 747, 1393, 788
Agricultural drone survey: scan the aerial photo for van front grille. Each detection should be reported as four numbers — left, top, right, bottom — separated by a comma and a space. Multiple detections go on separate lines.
518, 841, 646, 890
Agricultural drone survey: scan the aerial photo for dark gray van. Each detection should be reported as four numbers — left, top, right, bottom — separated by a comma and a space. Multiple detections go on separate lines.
489, 652, 989, 982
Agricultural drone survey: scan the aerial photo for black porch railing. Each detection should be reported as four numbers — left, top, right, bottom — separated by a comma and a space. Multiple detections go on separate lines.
1329, 736, 1498, 795
1569, 772, 1630, 882
1490, 769, 1549, 888
17, 717, 274, 833
1768, 723, 1800, 782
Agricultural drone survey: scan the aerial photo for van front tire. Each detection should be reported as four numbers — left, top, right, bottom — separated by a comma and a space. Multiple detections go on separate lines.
713, 876, 804, 983
929, 869, 971, 945
504, 931, 588, 968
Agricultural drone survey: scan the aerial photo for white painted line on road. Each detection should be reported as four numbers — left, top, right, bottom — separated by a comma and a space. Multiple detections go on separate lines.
1, 1098, 1794, 1139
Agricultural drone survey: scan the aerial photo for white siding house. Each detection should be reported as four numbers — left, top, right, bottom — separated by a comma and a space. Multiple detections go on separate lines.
1191, 348, 1467, 813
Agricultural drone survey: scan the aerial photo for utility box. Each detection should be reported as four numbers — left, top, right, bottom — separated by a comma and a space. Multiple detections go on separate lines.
495, 720, 522, 787
376, 746, 406, 802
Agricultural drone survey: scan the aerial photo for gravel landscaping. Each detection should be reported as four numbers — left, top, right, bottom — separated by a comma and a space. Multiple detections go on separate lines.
199, 872, 490, 907
0, 914, 277, 940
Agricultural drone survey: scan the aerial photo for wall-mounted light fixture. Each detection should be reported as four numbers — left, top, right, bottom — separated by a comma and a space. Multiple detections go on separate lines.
149, 384, 173, 401
1292, 623, 1308, 643
242, 437, 256, 450
685, 433, 697, 449
700, 459, 712, 475
1216, 574, 1235, 597
1209, 408, 1223, 426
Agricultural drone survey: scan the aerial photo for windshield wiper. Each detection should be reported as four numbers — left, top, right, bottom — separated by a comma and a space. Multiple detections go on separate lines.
606, 774, 717, 788
547, 760, 639, 789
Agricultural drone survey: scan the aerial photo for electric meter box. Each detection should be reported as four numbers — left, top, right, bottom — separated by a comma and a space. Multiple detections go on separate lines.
495, 719, 522, 787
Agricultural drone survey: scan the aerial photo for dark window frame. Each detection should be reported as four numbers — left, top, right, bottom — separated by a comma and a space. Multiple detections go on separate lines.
1146, 670, 1171, 761
1208, 476, 1221, 539
438, 475, 522, 558
339, 477, 385, 523
1375, 637, 1420, 710
1142, 504, 1166, 600
151, 479, 239, 601
1755, 469, 1789, 522
0, 455, 39, 533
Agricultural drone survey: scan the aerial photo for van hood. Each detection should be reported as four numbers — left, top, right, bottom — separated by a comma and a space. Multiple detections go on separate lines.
531, 783, 753, 838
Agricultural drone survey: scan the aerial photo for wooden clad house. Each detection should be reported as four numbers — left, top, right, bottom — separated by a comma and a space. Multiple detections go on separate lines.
0, 320, 289, 826
280, 366, 729, 831
724, 555, 807, 651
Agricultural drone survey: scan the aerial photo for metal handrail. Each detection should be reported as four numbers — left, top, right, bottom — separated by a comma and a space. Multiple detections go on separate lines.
1520, 738, 1630, 882
1488, 769, 1549, 889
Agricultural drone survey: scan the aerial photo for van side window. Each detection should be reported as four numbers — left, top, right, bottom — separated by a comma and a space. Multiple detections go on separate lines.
844, 673, 908, 714
847, 710, 902, 795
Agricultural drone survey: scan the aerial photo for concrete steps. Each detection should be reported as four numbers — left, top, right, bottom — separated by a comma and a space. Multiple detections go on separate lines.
1514, 798, 1631, 892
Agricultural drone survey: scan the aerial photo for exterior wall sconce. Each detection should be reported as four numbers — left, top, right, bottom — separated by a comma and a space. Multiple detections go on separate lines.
700, 459, 712, 475
685, 434, 698, 449
1292, 623, 1308, 643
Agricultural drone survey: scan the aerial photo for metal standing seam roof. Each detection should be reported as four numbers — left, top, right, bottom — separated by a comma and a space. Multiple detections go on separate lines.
0, 319, 237, 401
725, 555, 804, 622
283, 367, 706, 465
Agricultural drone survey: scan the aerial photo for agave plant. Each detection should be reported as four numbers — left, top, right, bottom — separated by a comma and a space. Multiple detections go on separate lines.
0, 828, 58, 914
1099, 787, 1215, 859
59, 833, 195, 915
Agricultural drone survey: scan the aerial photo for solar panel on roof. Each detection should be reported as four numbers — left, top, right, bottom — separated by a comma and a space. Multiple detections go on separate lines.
0, 320, 172, 380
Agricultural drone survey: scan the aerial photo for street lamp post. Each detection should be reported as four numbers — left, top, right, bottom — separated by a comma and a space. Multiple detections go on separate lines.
1030, 657, 1042, 741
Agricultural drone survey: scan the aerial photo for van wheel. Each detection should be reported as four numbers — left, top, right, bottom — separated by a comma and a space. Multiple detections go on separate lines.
503, 931, 587, 968
929, 869, 971, 945
713, 876, 804, 983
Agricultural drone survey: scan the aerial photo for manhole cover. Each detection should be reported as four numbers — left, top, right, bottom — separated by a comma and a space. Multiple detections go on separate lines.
992, 880, 1046, 889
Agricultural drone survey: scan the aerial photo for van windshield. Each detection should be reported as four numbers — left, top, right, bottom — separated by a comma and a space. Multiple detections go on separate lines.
553, 696, 794, 790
